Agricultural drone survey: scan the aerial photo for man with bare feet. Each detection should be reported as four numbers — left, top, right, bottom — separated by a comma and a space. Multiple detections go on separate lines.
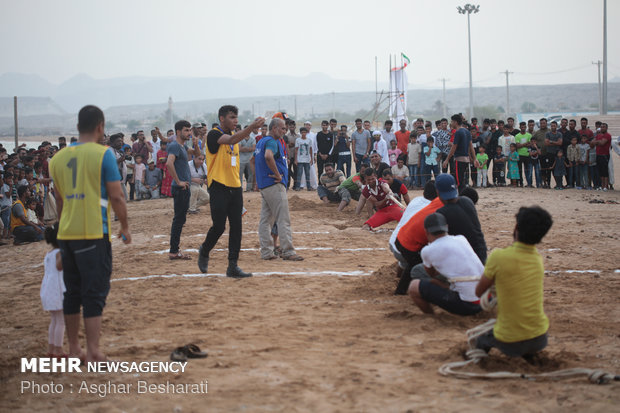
49, 105, 131, 362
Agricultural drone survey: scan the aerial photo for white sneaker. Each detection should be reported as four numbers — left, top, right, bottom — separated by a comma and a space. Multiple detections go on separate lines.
241, 207, 248, 216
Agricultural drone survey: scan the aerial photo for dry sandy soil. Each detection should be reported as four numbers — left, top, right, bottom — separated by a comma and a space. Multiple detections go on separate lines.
1, 160, 619, 412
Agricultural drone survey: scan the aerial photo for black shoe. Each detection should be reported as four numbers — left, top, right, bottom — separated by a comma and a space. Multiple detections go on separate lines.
198, 245, 209, 273
226, 262, 252, 278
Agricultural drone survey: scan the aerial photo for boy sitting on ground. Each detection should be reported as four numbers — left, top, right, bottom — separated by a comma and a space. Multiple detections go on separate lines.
474, 206, 553, 357
407, 212, 484, 316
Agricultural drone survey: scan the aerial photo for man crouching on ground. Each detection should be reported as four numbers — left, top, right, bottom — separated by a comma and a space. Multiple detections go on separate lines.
408, 212, 483, 316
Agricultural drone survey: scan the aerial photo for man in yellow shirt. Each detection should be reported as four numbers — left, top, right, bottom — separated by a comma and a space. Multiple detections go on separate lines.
475, 206, 552, 357
49, 105, 131, 363
197, 105, 264, 277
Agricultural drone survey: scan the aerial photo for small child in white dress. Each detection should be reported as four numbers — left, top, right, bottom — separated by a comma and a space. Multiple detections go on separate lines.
40, 223, 66, 357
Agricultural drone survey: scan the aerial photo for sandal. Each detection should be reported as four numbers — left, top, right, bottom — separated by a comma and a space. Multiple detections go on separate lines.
182, 344, 208, 359
169, 252, 191, 260
170, 347, 188, 361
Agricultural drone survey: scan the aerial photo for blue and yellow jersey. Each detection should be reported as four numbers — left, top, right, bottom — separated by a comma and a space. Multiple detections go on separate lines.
49, 142, 120, 240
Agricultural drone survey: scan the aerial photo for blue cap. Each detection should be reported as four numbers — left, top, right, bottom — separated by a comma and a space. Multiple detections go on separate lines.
435, 174, 458, 200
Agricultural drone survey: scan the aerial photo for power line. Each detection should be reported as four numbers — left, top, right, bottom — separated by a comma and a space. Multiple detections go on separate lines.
515, 64, 591, 76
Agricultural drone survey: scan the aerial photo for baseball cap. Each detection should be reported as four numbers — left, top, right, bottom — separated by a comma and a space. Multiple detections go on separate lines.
424, 212, 448, 234
148, 160, 154, 164
435, 174, 458, 200
372, 130, 382, 136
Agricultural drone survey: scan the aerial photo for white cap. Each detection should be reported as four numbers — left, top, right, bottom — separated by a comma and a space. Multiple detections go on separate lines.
372, 130, 382, 136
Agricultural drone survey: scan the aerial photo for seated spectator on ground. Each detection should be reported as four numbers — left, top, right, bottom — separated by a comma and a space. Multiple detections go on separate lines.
144, 160, 162, 199
10, 185, 43, 245
355, 168, 404, 231
407, 212, 484, 316
188, 154, 210, 214
474, 206, 553, 358
381, 169, 410, 205
391, 155, 410, 182
336, 163, 367, 209
369, 150, 390, 178
389, 180, 436, 280
317, 163, 350, 212
436, 174, 487, 263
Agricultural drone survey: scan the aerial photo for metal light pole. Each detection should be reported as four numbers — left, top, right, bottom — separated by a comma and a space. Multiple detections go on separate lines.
602, 0, 608, 114
457, 4, 479, 120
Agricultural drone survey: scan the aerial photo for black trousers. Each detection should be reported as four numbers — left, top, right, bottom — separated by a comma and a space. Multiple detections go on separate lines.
170, 186, 190, 254
394, 239, 423, 295
317, 155, 329, 177
455, 161, 469, 192
288, 158, 297, 189
201, 182, 243, 261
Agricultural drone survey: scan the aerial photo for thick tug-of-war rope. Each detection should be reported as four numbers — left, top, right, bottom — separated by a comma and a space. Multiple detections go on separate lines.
438, 282, 620, 385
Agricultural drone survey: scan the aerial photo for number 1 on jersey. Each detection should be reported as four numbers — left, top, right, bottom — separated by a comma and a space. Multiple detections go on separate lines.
67, 157, 77, 188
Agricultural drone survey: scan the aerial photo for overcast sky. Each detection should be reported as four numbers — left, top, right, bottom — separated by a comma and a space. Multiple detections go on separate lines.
1, 0, 618, 89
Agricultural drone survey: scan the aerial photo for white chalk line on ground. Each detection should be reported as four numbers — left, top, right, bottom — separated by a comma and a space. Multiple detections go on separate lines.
148, 247, 382, 255
113, 270, 372, 282
546, 270, 601, 274
149, 231, 331, 239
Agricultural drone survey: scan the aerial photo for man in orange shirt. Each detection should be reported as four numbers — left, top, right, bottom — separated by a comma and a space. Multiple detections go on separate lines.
395, 119, 410, 154
393, 176, 452, 295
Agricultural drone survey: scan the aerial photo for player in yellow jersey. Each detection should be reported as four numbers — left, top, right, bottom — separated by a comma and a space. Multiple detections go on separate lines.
49, 105, 131, 363
475, 206, 552, 358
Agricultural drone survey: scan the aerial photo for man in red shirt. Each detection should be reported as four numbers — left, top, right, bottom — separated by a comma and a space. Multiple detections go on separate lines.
579, 117, 594, 140
592, 123, 612, 191
355, 168, 403, 230
395, 119, 410, 154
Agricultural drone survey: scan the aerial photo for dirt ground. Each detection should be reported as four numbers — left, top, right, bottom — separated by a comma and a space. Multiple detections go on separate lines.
1, 159, 619, 412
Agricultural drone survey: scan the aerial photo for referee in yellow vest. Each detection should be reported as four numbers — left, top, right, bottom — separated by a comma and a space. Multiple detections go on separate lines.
49, 105, 131, 363
198, 105, 264, 277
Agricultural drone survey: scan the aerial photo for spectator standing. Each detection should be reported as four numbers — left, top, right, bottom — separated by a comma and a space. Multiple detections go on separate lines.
351, 118, 371, 172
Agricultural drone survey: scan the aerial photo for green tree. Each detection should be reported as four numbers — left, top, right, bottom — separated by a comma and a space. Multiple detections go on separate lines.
127, 119, 141, 130
521, 101, 537, 112
473, 105, 500, 120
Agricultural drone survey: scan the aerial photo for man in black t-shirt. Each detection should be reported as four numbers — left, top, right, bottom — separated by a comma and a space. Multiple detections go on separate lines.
443, 114, 479, 192
316, 120, 334, 176
381, 170, 410, 205
369, 151, 390, 178
436, 178, 487, 264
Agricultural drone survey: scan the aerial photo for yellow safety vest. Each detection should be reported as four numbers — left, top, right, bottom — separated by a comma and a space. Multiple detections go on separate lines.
206, 128, 241, 188
49, 142, 111, 240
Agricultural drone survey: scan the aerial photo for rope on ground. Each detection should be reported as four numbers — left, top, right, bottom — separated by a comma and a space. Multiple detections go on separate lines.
438, 292, 619, 384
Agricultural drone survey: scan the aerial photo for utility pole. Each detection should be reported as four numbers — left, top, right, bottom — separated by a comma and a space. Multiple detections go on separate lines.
332, 91, 335, 119
13, 96, 18, 150
439, 78, 449, 118
593, 60, 603, 114
375, 56, 378, 105
602, 0, 608, 114
294, 95, 297, 119
501, 70, 513, 116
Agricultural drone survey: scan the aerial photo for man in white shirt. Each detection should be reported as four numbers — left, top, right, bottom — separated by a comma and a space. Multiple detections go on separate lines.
188, 154, 210, 214
389, 181, 436, 274
372, 131, 389, 165
381, 120, 396, 147
150, 128, 161, 161
301, 121, 318, 189
407, 212, 483, 316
